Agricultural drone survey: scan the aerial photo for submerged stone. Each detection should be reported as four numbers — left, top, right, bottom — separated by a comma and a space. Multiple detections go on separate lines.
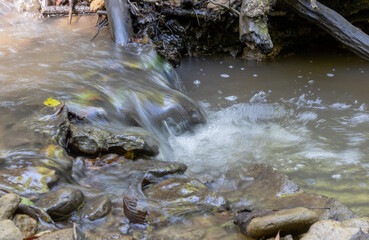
0, 193, 21, 219
81, 195, 112, 221
122, 159, 187, 177
144, 178, 227, 217
222, 164, 356, 222
35, 187, 84, 220
0, 167, 58, 195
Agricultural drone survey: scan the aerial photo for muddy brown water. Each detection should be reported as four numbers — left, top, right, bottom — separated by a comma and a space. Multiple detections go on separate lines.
1, 5, 369, 237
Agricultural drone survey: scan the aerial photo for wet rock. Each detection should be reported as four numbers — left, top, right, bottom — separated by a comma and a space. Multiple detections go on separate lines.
301, 217, 369, 240
38, 228, 84, 240
0, 219, 23, 240
122, 159, 187, 177
236, 207, 320, 238
81, 196, 112, 221
35, 187, 84, 220
60, 121, 159, 158
13, 214, 38, 239
223, 164, 356, 222
144, 178, 227, 216
40, 144, 73, 174
0, 193, 21, 219
0, 167, 58, 195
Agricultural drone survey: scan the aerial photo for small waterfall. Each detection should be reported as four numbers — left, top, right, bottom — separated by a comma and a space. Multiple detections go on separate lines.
105, 0, 133, 46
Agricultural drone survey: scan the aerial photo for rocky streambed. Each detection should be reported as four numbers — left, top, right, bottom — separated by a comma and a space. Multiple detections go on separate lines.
0, 103, 368, 239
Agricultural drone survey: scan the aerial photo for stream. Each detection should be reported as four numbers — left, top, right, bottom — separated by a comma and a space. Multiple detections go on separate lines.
1, 4, 369, 238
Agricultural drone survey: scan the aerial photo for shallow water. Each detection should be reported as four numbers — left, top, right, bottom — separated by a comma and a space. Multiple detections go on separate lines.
175, 56, 369, 215
1, 4, 369, 237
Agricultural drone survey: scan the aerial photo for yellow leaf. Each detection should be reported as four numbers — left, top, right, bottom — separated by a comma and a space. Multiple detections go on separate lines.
44, 98, 61, 108
124, 150, 134, 160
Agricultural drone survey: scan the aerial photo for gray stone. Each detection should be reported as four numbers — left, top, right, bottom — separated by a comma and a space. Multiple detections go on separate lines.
81, 196, 112, 221
13, 214, 38, 239
0, 193, 21, 219
301, 218, 369, 240
0, 219, 23, 240
35, 187, 84, 220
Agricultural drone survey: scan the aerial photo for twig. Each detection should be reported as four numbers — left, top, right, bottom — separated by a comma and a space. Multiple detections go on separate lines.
209, 0, 240, 16
91, 16, 108, 41
68, 0, 73, 24
192, 7, 200, 25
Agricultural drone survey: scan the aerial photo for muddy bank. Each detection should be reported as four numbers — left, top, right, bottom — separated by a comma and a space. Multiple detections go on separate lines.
27, 0, 369, 66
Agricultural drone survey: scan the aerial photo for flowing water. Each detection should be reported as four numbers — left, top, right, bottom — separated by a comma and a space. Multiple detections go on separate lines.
1, 3, 369, 237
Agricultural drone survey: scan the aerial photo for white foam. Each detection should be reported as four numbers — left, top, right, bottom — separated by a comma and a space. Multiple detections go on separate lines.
225, 96, 237, 101
220, 74, 229, 78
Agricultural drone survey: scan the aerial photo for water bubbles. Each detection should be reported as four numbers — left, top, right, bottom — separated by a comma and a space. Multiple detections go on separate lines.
332, 174, 342, 179
252, 73, 258, 77
225, 96, 238, 101
308, 80, 314, 84
240, 67, 245, 71
326, 73, 334, 77
217, 90, 223, 94
298, 75, 303, 79
38, 63, 49, 68
193, 80, 201, 85
229, 65, 234, 69
220, 74, 230, 78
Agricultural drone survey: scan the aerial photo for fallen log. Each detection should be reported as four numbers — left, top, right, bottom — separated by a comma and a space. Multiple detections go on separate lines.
41, 5, 93, 16
283, 0, 369, 61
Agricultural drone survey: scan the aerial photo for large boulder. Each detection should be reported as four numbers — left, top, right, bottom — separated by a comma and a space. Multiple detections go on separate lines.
57, 109, 160, 158
301, 217, 369, 240
35, 187, 84, 220
0, 193, 21, 219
